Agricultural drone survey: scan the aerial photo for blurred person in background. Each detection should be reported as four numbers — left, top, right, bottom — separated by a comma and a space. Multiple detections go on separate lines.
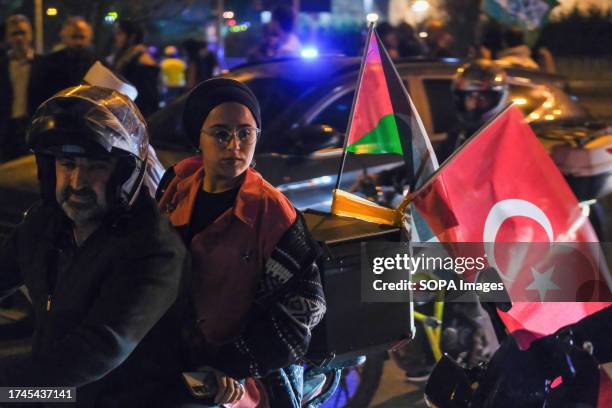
377, 22, 401, 59
271, 5, 301, 57
183, 38, 217, 89
0, 14, 41, 161
160, 45, 186, 104
109, 19, 160, 116
424, 20, 454, 58
0, 22, 7, 57
496, 27, 539, 69
533, 44, 557, 73
437, 59, 508, 163
479, 21, 504, 60
247, 23, 283, 62
29, 16, 95, 110
397, 22, 427, 57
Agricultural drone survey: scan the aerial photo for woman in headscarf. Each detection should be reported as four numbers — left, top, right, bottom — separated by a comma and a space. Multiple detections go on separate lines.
158, 78, 326, 407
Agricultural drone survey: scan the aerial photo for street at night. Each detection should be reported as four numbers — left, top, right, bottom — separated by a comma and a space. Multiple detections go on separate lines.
0, 0, 611, 407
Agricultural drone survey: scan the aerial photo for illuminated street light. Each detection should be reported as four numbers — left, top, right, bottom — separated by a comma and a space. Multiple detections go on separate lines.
418, 31, 428, 38
46, 7, 58, 16
223, 11, 234, 19
412, 0, 430, 13
366, 13, 379, 23
105, 11, 118, 24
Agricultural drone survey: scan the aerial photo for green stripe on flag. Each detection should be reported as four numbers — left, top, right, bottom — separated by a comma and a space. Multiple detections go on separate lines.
346, 114, 403, 155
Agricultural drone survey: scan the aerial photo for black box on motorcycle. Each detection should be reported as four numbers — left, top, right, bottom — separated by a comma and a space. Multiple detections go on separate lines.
304, 210, 413, 359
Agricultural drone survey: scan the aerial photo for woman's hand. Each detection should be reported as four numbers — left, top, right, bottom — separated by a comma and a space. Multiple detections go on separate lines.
213, 368, 245, 405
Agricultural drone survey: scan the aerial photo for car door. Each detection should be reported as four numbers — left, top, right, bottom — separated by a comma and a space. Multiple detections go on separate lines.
406, 74, 458, 147
262, 77, 415, 211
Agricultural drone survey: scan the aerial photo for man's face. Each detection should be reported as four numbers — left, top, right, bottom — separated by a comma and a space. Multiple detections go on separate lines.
463, 91, 495, 113
6, 21, 31, 52
62, 22, 92, 51
113, 27, 128, 50
55, 156, 117, 226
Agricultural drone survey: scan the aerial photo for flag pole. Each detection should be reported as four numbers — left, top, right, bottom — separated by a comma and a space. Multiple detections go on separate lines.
372, 30, 416, 194
333, 22, 376, 192
409, 103, 515, 197
396, 104, 515, 220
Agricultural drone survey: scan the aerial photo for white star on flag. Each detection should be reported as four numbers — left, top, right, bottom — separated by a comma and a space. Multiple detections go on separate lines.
526, 266, 560, 302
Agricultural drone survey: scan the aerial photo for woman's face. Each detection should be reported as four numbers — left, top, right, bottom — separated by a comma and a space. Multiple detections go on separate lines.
114, 27, 128, 49
199, 102, 257, 184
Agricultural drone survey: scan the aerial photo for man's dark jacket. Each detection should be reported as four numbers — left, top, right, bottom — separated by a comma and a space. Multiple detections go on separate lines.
0, 191, 187, 406
0, 53, 42, 147
29, 47, 96, 110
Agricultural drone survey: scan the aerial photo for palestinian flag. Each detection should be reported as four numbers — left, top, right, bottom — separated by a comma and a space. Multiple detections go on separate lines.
332, 24, 439, 232
345, 41, 402, 156
344, 27, 406, 158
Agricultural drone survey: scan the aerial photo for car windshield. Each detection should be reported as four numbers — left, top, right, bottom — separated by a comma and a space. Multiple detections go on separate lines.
242, 78, 312, 128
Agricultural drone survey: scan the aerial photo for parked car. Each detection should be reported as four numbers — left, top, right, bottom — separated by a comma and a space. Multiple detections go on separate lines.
0, 56, 608, 243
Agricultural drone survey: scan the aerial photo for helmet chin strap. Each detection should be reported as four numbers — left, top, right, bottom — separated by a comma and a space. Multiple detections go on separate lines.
119, 154, 147, 207
103, 154, 146, 209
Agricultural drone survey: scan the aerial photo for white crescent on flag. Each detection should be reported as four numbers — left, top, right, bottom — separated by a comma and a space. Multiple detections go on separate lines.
483, 199, 554, 282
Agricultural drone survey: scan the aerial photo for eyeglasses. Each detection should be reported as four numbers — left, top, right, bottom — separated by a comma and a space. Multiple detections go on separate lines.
9, 30, 26, 37
201, 126, 260, 147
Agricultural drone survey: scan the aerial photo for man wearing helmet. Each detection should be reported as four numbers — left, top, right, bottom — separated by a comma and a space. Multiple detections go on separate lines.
437, 59, 508, 163
0, 85, 186, 406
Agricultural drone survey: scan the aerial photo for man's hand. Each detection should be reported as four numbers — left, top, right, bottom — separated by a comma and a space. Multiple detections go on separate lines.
472, 331, 600, 407
213, 368, 245, 405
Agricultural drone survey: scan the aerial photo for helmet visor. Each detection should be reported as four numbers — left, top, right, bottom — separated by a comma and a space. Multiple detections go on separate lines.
29, 85, 148, 161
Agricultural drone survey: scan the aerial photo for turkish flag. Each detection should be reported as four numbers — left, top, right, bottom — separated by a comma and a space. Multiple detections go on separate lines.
412, 105, 611, 403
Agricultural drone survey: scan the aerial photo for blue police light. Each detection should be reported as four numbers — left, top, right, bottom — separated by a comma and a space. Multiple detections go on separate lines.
260, 11, 272, 24
301, 47, 319, 58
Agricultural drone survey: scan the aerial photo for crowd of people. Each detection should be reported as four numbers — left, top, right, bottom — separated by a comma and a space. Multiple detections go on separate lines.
0, 6, 313, 164
376, 18, 556, 73
0, 14, 218, 163
1, 8, 559, 165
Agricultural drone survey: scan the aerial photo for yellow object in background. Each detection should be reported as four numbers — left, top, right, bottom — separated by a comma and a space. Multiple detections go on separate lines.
161, 57, 186, 88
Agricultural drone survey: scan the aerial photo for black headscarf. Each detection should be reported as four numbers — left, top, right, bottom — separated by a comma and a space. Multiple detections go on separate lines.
183, 78, 262, 147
